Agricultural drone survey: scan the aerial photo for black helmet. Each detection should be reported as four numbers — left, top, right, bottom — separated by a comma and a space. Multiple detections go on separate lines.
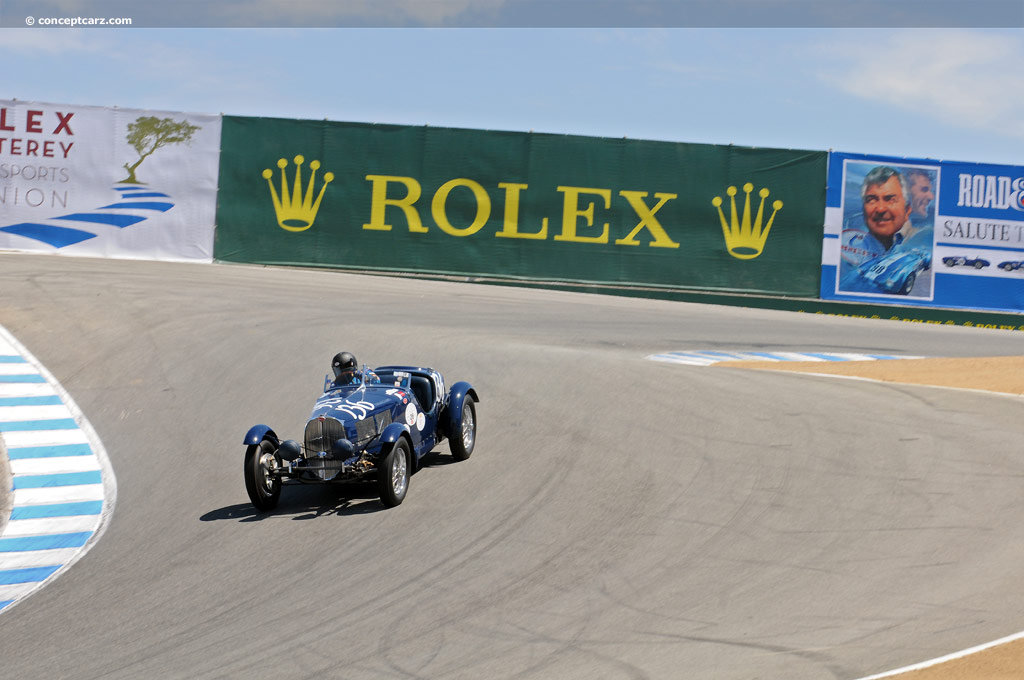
332, 351, 357, 380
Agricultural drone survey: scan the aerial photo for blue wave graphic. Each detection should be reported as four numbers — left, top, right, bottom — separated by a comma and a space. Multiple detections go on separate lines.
98, 202, 173, 212
55, 213, 147, 228
0, 223, 97, 248
112, 191, 169, 199
0, 184, 174, 248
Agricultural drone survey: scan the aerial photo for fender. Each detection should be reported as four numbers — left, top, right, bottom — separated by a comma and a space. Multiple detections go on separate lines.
446, 381, 479, 439
378, 421, 412, 446
243, 424, 279, 447
376, 422, 413, 462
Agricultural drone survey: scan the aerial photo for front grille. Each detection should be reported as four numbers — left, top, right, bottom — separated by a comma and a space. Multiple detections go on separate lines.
304, 416, 347, 456
295, 457, 344, 482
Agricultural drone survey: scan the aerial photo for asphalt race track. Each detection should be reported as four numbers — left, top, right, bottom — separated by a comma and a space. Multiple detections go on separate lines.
2, 253, 1023, 680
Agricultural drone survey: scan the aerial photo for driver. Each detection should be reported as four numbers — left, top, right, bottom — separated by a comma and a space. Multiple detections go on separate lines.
331, 351, 379, 385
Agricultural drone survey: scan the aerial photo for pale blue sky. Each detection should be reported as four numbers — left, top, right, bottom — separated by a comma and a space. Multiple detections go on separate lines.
1, 27, 1022, 166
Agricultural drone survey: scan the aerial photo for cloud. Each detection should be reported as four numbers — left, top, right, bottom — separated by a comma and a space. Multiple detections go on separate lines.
819, 30, 1024, 140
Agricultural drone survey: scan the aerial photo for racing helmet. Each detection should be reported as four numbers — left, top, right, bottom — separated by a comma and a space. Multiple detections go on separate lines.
332, 351, 358, 380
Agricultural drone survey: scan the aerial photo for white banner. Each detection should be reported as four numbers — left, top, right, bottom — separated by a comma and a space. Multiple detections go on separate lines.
0, 100, 220, 262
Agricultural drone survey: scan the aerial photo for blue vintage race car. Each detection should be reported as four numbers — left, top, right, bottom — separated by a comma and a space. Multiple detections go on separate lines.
943, 255, 990, 269
999, 260, 1024, 272
243, 362, 478, 510
859, 247, 932, 295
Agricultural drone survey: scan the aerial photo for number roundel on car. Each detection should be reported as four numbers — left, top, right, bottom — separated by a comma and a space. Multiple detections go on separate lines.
405, 403, 417, 426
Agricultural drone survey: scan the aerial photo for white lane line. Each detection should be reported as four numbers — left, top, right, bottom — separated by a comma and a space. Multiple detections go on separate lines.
0, 363, 42, 376
0, 547, 82, 569
0, 384, 59, 398
651, 347, 1024, 679
0, 325, 117, 614
12, 484, 106, 505
2, 429, 90, 448
2, 515, 102, 537
0, 405, 75, 422
854, 630, 1024, 679
10, 456, 102, 476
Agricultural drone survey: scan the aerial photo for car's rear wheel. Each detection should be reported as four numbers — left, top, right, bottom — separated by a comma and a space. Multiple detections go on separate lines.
450, 397, 476, 462
378, 438, 410, 508
244, 439, 282, 511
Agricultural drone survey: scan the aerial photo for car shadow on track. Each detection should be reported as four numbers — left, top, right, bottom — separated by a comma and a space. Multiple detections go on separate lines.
418, 450, 459, 468
200, 450, 460, 522
200, 483, 386, 522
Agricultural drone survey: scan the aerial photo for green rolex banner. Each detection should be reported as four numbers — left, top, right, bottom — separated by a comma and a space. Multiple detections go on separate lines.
215, 116, 827, 296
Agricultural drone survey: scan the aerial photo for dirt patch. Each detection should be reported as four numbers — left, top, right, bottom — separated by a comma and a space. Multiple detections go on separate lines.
719, 355, 1024, 679
722, 355, 1024, 397
894, 639, 1024, 680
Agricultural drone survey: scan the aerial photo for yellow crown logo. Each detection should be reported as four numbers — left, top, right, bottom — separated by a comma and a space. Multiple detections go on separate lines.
712, 183, 783, 260
262, 155, 334, 232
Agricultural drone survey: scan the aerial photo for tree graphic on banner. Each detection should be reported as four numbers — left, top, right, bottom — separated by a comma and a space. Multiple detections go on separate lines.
121, 116, 200, 184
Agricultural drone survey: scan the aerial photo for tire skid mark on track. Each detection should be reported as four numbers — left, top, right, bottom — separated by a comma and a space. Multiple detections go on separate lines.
229, 375, 630, 678
118, 422, 578, 679
341, 460, 575, 666
5, 255, 1024, 680
203, 465, 578, 680
364, 374, 664, 678
714, 355, 1024, 680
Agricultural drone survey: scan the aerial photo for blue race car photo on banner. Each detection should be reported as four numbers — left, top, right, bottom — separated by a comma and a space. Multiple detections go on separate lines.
822, 151, 1024, 313
835, 159, 937, 299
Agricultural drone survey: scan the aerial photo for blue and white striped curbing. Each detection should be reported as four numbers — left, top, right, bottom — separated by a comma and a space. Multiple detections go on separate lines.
0, 325, 116, 614
646, 350, 926, 367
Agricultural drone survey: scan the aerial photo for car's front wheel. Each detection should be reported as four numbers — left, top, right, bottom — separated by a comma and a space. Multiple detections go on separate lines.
900, 272, 916, 295
378, 438, 410, 508
244, 439, 282, 511
449, 397, 476, 462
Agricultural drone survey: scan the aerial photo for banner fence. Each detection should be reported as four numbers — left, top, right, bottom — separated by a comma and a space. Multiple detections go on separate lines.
3, 100, 1021, 320
0, 100, 221, 262
822, 151, 1024, 314
214, 116, 828, 297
